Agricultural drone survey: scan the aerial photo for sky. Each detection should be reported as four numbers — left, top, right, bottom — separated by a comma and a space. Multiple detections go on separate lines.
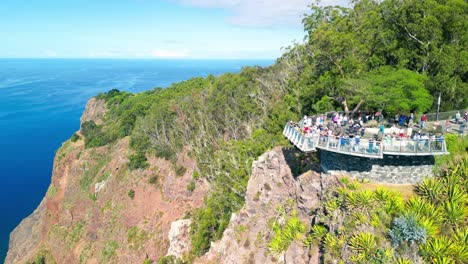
0, 0, 348, 59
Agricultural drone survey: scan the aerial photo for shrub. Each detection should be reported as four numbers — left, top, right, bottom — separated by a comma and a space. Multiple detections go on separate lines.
128, 189, 135, 199
157, 255, 183, 264
71, 133, 81, 142
128, 152, 148, 170
81, 121, 111, 148
192, 171, 200, 180
148, 176, 158, 184
389, 214, 427, 247
187, 180, 196, 192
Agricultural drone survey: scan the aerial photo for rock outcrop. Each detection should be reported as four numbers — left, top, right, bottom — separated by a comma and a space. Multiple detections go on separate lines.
80, 98, 107, 126
198, 148, 329, 264
166, 219, 192, 259
6, 99, 209, 264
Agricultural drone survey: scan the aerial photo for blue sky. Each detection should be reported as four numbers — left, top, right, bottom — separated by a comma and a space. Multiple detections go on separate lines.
0, 0, 347, 59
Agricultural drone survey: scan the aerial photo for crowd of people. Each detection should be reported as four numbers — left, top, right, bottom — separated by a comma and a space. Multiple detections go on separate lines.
294, 110, 468, 154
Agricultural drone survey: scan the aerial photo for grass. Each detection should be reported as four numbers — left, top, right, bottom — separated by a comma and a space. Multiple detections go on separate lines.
47, 185, 58, 198
127, 226, 149, 250
338, 175, 415, 199
100, 240, 119, 263
79, 150, 111, 199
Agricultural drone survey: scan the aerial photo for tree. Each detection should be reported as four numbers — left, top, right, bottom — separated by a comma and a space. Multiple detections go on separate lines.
363, 67, 432, 115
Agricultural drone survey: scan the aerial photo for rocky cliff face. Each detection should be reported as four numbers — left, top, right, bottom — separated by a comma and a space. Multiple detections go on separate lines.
196, 148, 339, 264
5, 99, 209, 264
7, 98, 338, 264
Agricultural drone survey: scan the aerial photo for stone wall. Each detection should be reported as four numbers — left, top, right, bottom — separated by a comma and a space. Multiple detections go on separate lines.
320, 150, 434, 184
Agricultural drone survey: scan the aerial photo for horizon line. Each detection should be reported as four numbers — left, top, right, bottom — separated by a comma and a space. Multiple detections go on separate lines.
0, 57, 277, 61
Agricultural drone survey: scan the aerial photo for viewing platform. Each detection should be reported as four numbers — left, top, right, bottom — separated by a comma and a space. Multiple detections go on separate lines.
283, 121, 449, 159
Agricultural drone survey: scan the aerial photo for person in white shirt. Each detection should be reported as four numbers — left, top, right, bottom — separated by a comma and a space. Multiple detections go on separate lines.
407, 127, 413, 138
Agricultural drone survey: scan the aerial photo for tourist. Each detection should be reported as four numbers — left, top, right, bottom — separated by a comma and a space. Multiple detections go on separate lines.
460, 120, 466, 135
420, 113, 428, 129
445, 120, 451, 133
368, 138, 374, 153
408, 112, 414, 127
343, 115, 348, 126
354, 135, 361, 151
407, 127, 413, 138
455, 111, 461, 124
399, 127, 404, 138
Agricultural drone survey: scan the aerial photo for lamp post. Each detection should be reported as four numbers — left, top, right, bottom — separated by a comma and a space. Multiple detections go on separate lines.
436, 92, 441, 121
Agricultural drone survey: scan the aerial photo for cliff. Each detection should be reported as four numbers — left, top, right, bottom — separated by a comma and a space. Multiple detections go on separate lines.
6, 99, 209, 264
6, 97, 336, 264
196, 148, 338, 264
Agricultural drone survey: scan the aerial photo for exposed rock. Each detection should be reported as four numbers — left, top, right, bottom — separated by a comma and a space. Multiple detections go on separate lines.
6, 98, 209, 264
94, 178, 108, 194
166, 219, 192, 259
5, 200, 46, 264
80, 97, 107, 126
198, 147, 323, 264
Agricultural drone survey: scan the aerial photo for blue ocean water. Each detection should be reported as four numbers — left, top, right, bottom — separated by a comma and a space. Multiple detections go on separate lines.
0, 58, 273, 262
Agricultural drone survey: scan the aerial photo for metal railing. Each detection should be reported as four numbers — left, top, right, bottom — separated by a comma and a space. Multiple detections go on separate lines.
382, 137, 447, 155
316, 135, 384, 158
283, 122, 317, 152
283, 121, 449, 157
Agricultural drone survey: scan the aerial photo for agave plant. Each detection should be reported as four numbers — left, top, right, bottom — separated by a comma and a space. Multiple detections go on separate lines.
415, 177, 444, 204
395, 257, 411, 264
405, 196, 442, 221
419, 236, 453, 262
373, 188, 395, 202
348, 232, 377, 255
443, 200, 466, 230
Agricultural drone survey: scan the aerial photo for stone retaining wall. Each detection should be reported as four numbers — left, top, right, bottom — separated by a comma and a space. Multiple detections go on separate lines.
320, 150, 434, 184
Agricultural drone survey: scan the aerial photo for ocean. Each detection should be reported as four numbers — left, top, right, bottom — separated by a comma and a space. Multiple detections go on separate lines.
0, 58, 273, 262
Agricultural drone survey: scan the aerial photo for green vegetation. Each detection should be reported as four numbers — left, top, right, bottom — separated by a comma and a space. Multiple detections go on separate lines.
70, 133, 81, 142
157, 255, 183, 264
128, 189, 135, 199
47, 185, 57, 198
73, 0, 467, 259
187, 180, 196, 192
268, 203, 306, 256
308, 158, 467, 263
128, 151, 148, 170
25, 247, 56, 264
100, 240, 119, 263
79, 150, 111, 200
127, 226, 148, 250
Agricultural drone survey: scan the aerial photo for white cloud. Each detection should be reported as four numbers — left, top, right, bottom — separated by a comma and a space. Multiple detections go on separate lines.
150, 49, 189, 58
176, 0, 349, 27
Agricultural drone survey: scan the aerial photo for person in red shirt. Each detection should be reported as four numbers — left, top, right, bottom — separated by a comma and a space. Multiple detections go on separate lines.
420, 114, 428, 129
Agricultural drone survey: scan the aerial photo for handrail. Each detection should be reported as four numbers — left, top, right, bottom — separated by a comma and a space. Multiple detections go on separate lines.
283, 121, 448, 157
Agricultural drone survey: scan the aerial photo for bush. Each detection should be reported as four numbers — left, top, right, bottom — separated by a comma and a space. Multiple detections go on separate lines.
128, 189, 135, 199
81, 121, 111, 148
71, 133, 81, 142
187, 180, 196, 192
128, 152, 149, 170
389, 214, 427, 247
157, 255, 183, 264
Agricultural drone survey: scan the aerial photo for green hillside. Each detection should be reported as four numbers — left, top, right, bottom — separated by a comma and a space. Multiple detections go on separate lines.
78, 0, 467, 262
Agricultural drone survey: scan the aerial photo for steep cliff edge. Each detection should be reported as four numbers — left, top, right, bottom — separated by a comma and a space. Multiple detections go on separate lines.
6, 99, 209, 264
196, 148, 339, 264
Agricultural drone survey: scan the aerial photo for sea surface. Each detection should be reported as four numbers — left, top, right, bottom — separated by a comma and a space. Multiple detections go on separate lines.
0, 58, 273, 262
